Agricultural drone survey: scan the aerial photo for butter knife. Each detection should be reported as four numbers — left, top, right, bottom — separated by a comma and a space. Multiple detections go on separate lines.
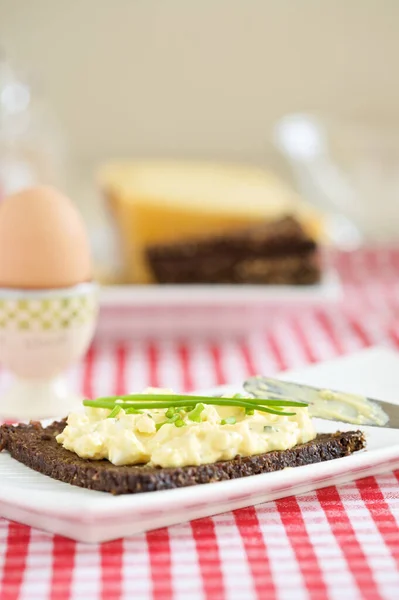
243, 376, 398, 428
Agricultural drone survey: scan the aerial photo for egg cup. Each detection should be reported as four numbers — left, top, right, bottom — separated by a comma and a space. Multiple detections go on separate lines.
0, 282, 98, 420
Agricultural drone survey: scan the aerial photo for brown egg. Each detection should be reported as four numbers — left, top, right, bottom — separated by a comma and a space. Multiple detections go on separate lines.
0, 185, 92, 289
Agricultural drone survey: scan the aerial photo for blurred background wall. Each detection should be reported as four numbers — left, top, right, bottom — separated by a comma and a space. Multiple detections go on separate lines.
1, 0, 398, 165
1, 0, 399, 241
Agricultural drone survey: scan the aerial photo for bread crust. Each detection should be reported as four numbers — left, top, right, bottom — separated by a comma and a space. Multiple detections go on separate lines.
0, 420, 365, 495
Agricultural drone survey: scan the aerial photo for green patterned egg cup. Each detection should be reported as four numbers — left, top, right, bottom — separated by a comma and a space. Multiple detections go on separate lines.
0, 293, 96, 332
0, 282, 98, 420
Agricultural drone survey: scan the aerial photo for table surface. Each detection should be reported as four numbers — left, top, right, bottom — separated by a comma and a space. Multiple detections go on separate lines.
1, 248, 399, 600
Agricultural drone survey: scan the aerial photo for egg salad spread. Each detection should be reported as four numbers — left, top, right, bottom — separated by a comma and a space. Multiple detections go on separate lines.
56, 389, 316, 469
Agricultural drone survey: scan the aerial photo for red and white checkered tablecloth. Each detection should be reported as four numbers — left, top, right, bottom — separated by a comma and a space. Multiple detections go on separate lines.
1, 248, 399, 600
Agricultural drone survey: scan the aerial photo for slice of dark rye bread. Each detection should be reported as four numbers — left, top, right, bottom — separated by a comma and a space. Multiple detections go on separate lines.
145, 216, 321, 285
0, 420, 366, 495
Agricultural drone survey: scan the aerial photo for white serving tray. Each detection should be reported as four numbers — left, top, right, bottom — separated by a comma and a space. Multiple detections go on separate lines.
1, 346, 398, 544
99, 269, 341, 308
96, 269, 342, 338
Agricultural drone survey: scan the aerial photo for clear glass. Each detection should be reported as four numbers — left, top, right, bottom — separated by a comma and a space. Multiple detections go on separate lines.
274, 112, 399, 247
0, 52, 67, 200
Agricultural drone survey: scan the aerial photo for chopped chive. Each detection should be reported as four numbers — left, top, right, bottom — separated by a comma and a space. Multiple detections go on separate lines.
174, 419, 185, 427
168, 413, 180, 423
245, 408, 255, 415
221, 416, 236, 425
166, 407, 176, 419
188, 403, 205, 422
107, 405, 122, 419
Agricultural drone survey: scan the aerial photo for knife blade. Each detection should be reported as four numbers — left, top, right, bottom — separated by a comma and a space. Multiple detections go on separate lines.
243, 376, 398, 428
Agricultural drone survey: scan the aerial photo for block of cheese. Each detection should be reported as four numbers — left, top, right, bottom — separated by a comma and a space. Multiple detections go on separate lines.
98, 161, 323, 284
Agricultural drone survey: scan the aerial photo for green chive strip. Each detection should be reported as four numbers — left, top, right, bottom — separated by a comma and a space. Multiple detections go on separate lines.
124, 407, 143, 415
94, 394, 306, 408
107, 405, 122, 419
84, 398, 296, 417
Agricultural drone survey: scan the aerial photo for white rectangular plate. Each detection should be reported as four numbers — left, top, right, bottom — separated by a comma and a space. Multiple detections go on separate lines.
97, 269, 342, 338
99, 269, 341, 308
1, 346, 398, 544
